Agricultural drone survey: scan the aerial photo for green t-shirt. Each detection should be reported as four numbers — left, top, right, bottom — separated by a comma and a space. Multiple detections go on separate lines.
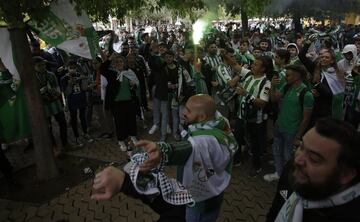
115, 77, 132, 101
276, 83, 314, 134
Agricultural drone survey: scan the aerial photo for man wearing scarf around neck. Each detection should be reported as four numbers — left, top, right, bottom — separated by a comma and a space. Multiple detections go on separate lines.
266, 118, 360, 222
91, 95, 238, 222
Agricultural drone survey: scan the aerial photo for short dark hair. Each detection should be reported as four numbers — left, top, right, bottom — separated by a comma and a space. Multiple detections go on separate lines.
259, 38, 269, 44
285, 64, 307, 80
206, 41, 216, 49
158, 42, 168, 48
225, 47, 234, 54
315, 118, 360, 184
67, 59, 77, 67
32, 56, 45, 63
141, 33, 149, 40
30, 41, 40, 47
164, 50, 175, 57
240, 38, 249, 45
94, 56, 102, 63
252, 47, 262, 52
257, 55, 274, 76
276, 49, 291, 64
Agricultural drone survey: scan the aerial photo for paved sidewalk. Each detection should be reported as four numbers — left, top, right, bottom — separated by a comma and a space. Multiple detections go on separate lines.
1, 138, 277, 222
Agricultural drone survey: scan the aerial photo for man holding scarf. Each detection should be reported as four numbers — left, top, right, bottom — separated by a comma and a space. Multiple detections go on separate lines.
91, 95, 238, 222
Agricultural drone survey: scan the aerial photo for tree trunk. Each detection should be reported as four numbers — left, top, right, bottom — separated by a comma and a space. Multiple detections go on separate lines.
241, 9, 249, 35
9, 28, 59, 180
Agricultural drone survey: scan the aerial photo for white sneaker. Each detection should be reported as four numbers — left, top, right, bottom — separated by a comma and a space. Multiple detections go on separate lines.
148, 125, 158, 134
167, 125, 171, 134
263, 172, 280, 182
118, 141, 127, 152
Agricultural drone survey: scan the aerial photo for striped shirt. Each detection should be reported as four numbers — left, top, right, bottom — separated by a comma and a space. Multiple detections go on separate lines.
237, 74, 270, 123
203, 55, 223, 71
216, 64, 233, 87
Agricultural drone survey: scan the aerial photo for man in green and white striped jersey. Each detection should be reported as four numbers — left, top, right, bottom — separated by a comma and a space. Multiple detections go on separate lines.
202, 42, 223, 94
230, 56, 273, 177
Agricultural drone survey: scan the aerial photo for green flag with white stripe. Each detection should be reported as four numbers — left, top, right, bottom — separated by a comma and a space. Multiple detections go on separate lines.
0, 29, 30, 142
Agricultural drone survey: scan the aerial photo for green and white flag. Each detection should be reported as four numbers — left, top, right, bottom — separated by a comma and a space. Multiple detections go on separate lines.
28, 0, 98, 59
322, 68, 345, 120
0, 29, 30, 143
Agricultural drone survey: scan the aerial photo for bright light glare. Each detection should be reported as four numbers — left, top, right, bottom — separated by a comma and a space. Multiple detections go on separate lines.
192, 19, 206, 45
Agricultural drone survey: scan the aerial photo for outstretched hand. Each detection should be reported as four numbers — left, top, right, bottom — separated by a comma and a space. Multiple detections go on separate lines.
91, 166, 125, 201
136, 140, 161, 172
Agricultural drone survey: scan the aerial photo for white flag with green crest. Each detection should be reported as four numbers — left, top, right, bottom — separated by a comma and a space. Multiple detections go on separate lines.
28, 0, 98, 59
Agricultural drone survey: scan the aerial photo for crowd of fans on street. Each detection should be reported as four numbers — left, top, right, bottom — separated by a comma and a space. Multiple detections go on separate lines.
1, 21, 360, 221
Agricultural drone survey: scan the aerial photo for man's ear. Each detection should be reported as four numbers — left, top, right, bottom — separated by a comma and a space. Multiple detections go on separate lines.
340, 166, 357, 186
197, 113, 207, 122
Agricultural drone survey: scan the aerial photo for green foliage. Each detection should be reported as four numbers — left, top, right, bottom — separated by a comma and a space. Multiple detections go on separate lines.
224, 0, 271, 17
0, 0, 51, 28
72, 0, 146, 22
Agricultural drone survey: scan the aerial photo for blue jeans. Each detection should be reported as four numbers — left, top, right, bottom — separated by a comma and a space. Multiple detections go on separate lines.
152, 97, 169, 137
272, 127, 296, 175
186, 206, 221, 222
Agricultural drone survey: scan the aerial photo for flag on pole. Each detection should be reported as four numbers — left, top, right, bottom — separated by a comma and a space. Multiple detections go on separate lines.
28, 0, 98, 59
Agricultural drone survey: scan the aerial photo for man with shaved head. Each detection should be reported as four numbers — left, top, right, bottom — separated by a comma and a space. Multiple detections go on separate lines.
91, 94, 238, 222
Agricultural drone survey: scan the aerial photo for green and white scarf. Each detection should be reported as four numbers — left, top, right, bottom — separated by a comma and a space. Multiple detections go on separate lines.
180, 112, 238, 202
275, 182, 360, 222
185, 112, 237, 155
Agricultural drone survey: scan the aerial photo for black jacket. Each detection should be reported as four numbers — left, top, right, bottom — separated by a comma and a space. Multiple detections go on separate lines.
148, 54, 168, 100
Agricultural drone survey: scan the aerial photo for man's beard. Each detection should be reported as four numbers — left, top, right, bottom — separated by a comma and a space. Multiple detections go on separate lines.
289, 164, 343, 201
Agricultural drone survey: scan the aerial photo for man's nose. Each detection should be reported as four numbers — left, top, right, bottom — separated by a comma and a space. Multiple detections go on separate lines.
294, 150, 306, 166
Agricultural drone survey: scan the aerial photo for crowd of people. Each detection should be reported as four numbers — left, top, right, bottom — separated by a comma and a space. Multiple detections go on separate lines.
1, 21, 360, 221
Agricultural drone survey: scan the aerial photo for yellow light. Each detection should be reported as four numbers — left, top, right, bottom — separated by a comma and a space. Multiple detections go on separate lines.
192, 19, 206, 45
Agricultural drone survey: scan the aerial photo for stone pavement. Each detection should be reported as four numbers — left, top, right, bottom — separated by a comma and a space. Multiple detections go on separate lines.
1, 135, 277, 222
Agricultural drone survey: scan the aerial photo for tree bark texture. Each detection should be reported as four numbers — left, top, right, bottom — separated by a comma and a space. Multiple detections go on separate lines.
9, 28, 59, 180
